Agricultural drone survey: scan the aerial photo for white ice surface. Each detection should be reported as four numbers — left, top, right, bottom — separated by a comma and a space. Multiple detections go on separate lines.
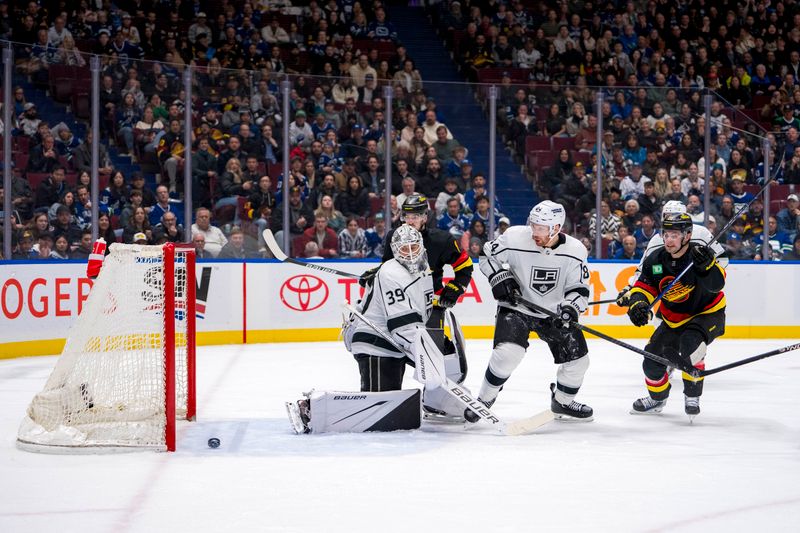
1, 339, 799, 533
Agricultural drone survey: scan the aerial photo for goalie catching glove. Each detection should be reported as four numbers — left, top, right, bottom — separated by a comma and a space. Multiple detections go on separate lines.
438, 281, 465, 308
488, 270, 520, 304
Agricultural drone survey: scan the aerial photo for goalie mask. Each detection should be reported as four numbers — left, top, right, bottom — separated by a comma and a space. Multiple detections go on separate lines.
391, 225, 428, 274
528, 200, 565, 241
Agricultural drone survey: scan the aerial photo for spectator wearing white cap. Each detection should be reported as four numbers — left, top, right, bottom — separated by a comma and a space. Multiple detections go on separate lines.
188, 12, 211, 44
776, 194, 799, 240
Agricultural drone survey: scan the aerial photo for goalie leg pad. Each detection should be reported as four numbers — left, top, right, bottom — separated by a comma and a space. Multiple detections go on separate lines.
301, 389, 421, 433
554, 355, 589, 405
422, 383, 473, 420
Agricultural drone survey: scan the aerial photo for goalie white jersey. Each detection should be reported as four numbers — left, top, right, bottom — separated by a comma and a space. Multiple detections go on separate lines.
632, 224, 727, 283
480, 226, 590, 318
348, 259, 435, 358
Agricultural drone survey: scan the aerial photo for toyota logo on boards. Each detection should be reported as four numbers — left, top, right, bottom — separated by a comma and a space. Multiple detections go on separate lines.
280, 275, 329, 311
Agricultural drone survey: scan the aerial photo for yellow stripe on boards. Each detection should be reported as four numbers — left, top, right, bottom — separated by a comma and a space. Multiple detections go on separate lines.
2, 325, 798, 359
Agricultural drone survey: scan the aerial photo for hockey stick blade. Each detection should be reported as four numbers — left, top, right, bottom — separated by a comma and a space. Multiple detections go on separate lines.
261, 228, 289, 261
515, 296, 699, 376
262, 229, 360, 279
504, 410, 555, 436
699, 341, 800, 377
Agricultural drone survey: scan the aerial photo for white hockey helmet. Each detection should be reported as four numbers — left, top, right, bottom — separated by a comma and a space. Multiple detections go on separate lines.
528, 200, 566, 239
662, 200, 688, 217
391, 225, 428, 274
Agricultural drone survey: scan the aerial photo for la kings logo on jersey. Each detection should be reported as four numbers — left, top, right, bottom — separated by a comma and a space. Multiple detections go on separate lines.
529, 267, 560, 296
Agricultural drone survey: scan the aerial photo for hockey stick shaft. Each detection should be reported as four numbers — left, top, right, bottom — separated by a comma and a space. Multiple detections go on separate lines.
588, 298, 618, 306
262, 229, 360, 279
515, 296, 698, 376
649, 176, 777, 309
699, 342, 800, 377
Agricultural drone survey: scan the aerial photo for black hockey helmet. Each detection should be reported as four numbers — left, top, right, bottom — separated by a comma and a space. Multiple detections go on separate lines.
661, 213, 693, 233
402, 193, 429, 216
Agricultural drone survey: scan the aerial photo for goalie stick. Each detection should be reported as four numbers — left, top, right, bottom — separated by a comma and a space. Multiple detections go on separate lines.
343, 303, 553, 436
262, 229, 361, 279
515, 296, 699, 377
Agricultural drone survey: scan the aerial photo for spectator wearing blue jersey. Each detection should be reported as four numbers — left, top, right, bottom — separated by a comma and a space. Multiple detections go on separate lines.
633, 214, 658, 250
728, 174, 755, 213
613, 235, 643, 260
368, 8, 397, 43
437, 197, 470, 239
365, 212, 388, 259
776, 194, 799, 240
754, 216, 794, 260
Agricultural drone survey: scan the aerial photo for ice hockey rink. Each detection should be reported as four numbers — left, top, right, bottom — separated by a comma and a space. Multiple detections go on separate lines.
1, 338, 798, 533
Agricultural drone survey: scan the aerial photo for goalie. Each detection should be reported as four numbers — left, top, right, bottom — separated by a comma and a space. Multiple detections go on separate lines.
286, 226, 470, 433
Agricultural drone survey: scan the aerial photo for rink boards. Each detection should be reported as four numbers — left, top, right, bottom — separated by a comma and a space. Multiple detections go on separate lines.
0, 259, 798, 357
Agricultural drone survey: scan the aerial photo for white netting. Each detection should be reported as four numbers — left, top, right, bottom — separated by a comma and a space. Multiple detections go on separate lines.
17, 243, 193, 452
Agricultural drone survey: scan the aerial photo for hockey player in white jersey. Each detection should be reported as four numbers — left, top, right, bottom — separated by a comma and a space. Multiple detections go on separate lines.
465, 200, 594, 422
286, 226, 470, 433
617, 200, 726, 306
347, 225, 436, 391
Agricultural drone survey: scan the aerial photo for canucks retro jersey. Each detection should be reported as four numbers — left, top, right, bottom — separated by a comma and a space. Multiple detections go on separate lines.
480, 226, 590, 318
630, 243, 726, 328
350, 259, 435, 358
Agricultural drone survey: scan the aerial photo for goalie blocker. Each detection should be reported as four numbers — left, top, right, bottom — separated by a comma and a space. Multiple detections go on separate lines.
286, 389, 421, 434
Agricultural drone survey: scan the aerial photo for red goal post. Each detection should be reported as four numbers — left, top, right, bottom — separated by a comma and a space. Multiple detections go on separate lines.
17, 242, 196, 453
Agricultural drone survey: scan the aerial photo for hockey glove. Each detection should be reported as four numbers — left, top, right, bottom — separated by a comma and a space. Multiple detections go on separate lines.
691, 245, 715, 273
555, 301, 580, 329
488, 270, 520, 304
627, 299, 652, 327
359, 265, 380, 288
616, 285, 632, 307
438, 281, 465, 308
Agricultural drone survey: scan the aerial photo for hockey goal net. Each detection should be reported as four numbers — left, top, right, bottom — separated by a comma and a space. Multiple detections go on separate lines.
17, 242, 196, 452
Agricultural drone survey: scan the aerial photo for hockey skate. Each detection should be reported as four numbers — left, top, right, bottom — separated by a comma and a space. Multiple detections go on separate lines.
285, 398, 311, 434
550, 383, 593, 421
463, 398, 495, 424
684, 395, 700, 421
422, 405, 465, 425
631, 397, 667, 415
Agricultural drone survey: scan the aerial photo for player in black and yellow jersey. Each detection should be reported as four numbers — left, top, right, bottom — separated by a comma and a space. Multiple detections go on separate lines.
625, 213, 726, 419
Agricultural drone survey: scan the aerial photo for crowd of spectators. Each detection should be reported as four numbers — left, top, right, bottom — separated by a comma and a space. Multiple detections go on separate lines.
1, 0, 800, 262
430, 0, 800, 261
0, 0, 506, 260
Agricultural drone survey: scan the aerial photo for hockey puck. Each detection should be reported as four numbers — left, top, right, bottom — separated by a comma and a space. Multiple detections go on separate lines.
207, 437, 220, 448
